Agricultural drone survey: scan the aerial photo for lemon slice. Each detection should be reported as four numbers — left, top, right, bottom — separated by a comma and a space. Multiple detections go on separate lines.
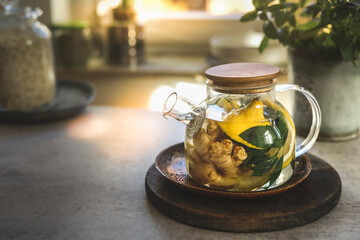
218, 99, 270, 149
264, 100, 296, 169
281, 111, 295, 169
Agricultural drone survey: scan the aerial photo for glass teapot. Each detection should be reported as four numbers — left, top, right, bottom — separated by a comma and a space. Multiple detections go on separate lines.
163, 63, 321, 192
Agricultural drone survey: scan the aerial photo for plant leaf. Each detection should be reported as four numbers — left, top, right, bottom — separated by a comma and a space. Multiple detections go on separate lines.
273, 12, 290, 27
277, 27, 290, 45
300, 0, 308, 7
268, 156, 284, 187
301, 3, 321, 18
333, 5, 355, 19
289, 15, 296, 27
285, 3, 298, 13
296, 19, 320, 30
239, 126, 277, 149
240, 11, 258, 22
319, 12, 331, 27
268, 4, 284, 12
259, 35, 269, 53
253, 0, 272, 9
259, 11, 268, 21
263, 21, 278, 39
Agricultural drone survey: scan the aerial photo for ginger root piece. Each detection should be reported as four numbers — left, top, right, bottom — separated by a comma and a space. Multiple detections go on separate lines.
193, 128, 212, 162
187, 146, 203, 163
210, 140, 239, 178
187, 147, 221, 184
189, 119, 251, 189
222, 139, 233, 155
232, 146, 247, 166
206, 120, 221, 140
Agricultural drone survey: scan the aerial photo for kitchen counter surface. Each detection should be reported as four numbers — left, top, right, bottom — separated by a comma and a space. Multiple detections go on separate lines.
0, 106, 359, 240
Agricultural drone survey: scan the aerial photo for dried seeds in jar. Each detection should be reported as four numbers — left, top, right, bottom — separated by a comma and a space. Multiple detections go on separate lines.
0, 2, 55, 111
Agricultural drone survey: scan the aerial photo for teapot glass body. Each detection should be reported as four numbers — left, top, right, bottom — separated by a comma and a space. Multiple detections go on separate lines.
164, 63, 321, 192
184, 87, 295, 191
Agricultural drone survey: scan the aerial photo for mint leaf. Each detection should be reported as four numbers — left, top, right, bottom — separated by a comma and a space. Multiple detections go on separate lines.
239, 126, 277, 149
244, 148, 269, 166
251, 155, 278, 176
268, 155, 284, 187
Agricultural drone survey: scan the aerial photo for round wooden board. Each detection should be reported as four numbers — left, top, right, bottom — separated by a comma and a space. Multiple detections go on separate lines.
145, 150, 342, 232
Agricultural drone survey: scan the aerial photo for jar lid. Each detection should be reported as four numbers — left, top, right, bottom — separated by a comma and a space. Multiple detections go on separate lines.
205, 63, 280, 92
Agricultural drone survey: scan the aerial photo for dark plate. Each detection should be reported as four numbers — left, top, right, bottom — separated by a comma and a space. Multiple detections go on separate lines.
0, 80, 95, 123
155, 143, 312, 199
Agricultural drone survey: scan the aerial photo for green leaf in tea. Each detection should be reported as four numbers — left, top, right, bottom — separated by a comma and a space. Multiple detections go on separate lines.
251, 155, 278, 176
272, 112, 288, 148
239, 125, 277, 149
269, 155, 284, 187
244, 148, 269, 166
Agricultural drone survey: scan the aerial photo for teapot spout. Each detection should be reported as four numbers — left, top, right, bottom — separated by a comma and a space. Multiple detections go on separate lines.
163, 92, 202, 125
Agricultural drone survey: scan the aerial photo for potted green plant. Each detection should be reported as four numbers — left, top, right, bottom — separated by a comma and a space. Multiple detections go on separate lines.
241, 0, 360, 141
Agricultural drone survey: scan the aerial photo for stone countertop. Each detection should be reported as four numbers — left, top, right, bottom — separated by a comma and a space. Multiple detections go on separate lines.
0, 106, 359, 240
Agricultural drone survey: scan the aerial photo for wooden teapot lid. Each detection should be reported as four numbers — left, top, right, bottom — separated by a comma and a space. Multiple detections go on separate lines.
205, 63, 280, 92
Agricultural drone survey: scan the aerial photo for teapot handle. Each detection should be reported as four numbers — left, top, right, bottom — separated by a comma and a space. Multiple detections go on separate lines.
276, 84, 322, 158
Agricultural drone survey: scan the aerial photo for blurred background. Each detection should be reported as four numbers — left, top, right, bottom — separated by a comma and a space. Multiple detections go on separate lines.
29, 0, 288, 111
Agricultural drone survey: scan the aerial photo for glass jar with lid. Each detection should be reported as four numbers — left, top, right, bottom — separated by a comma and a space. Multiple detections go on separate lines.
0, 0, 55, 111
163, 63, 321, 191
